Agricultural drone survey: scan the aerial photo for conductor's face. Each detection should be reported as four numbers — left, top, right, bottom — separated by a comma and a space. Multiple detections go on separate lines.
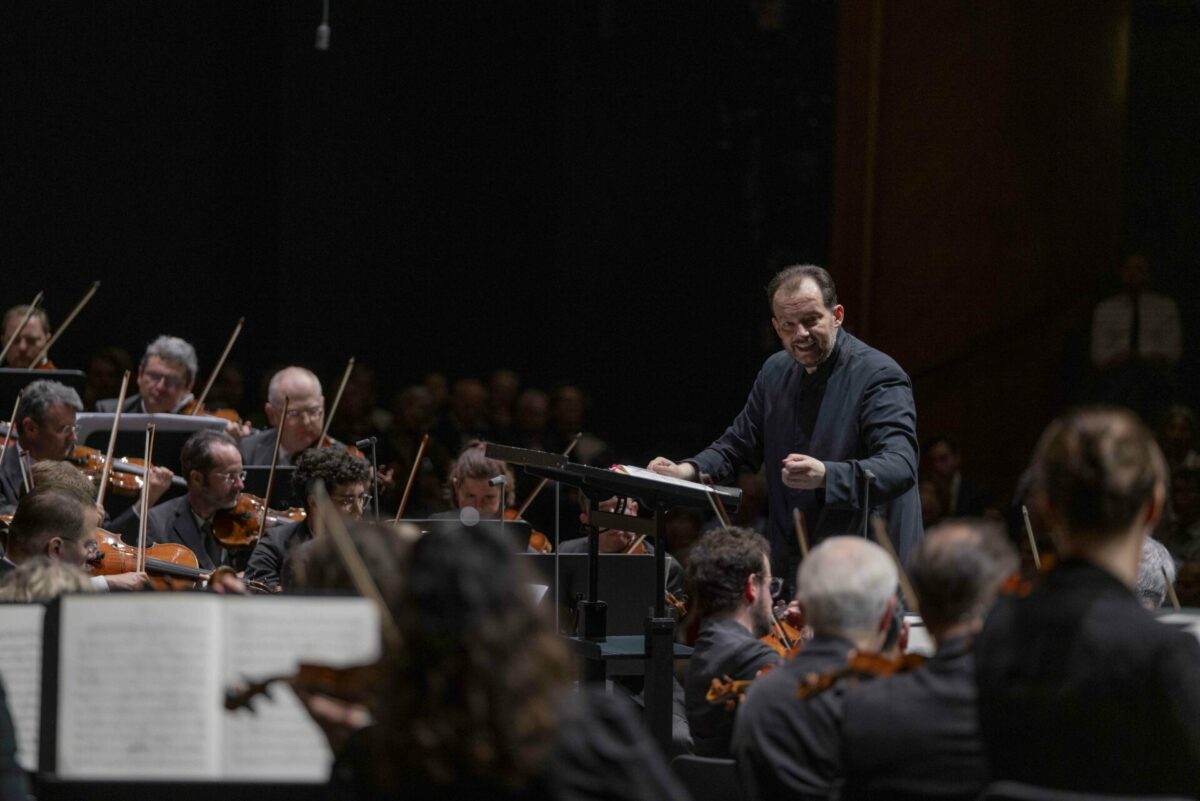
771, 278, 844, 373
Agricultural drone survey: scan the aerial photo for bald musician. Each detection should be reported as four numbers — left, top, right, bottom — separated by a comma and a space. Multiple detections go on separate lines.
1, 305, 50, 369
240, 366, 338, 466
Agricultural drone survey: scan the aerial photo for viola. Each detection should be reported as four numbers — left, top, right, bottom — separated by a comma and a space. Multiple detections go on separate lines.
69, 445, 186, 496
212, 493, 306, 550
760, 610, 806, 658
89, 528, 208, 591
797, 651, 926, 699
504, 507, 552, 553
181, 399, 243, 425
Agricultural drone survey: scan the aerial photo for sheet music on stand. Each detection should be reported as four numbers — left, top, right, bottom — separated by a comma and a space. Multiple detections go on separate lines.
39, 594, 379, 784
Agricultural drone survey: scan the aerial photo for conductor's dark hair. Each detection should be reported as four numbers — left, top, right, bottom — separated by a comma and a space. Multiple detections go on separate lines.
373, 523, 570, 791
766, 264, 838, 311
1032, 406, 1167, 541
687, 526, 772, 617
293, 445, 370, 500
909, 519, 1017, 634
180, 430, 239, 479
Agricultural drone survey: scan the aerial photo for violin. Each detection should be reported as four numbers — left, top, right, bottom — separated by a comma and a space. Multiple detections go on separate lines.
321, 435, 365, 460
797, 651, 926, 699
181, 399, 243, 425
760, 607, 806, 658
89, 527, 208, 591
212, 493, 306, 549
69, 445, 186, 496
503, 507, 551, 553
706, 664, 778, 712
225, 661, 383, 712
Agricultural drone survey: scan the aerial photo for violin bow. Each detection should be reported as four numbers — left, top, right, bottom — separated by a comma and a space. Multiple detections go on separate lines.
393, 433, 429, 522
1163, 566, 1181, 610
29, 280, 100, 369
94, 370, 131, 510
793, 508, 810, 560
0, 391, 22, 471
320, 356, 355, 442
701, 475, 732, 527
0, 292, 43, 366
514, 433, 580, 520
190, 316, 245, 414
136, 423, 157, 574
258, 396, 290, 543
311, 479, 403, 650
870, 516, 920, 615
1021, 505, 1041, 570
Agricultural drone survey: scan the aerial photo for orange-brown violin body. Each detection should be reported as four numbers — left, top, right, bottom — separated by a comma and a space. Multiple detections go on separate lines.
181, 399, 243, 425
89, 528, 206, 591
69, 446, 142, 496
212, 493, 306, 550
504, 508, 552, 553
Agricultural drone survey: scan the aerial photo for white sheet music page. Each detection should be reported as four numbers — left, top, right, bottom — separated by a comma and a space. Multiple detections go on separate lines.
615, 464, 715, 493
56, 594, 223, 779
220, 597, 380, 782
0, 604, 45, 771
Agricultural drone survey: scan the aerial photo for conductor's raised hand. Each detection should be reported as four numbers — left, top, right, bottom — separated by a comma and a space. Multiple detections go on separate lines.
781, 454, 826, 490
647, 457, 698, 481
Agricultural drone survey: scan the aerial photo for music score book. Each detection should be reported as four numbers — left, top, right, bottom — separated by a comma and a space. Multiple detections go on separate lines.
39, 593, 380, 783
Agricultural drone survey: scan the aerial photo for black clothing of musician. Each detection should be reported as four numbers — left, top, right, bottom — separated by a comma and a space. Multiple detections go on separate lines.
244, 517, 312, 591
731, 634, 854, 801
684, 616, 780, 758
976, 558, 1200, 796
328, 688, 689, 801
839, 635, 987, 801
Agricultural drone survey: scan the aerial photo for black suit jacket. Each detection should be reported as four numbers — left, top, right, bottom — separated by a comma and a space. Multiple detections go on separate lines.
94, 394, 145, 413
244, 518, 312, 591
239, 428, 283, 466
686, 332, 922, 583
840, 636, 986, 801
684, 617, 780, 758
145, 495, 224, 571
976, 558, 1200, 797
0, 448, 24, 516
732, 635, 855, 801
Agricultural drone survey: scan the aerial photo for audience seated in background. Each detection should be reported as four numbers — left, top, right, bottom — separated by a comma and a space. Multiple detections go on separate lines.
975, 406, 1200, 797
923, 434, 995, 519
1159, 403, 1200, 475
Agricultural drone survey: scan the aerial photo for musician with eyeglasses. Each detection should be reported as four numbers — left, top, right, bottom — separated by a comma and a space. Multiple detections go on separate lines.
142, 429, 248, 571
1, 380, 173, 516
96, 335, 197, 414
239, 366, 345, 466
244, 445, 371, 591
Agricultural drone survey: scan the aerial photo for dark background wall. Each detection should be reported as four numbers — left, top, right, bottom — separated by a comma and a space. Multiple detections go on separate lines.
3, 0, 1197, 500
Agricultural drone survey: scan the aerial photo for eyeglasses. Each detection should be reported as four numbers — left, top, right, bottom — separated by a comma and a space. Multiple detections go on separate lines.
143, 369, 187, 390
331, 492, 370, 510
51, 424, 79, 436
767, 577, 784, 599
214, 470, 247, 485
285, 406, 324, 421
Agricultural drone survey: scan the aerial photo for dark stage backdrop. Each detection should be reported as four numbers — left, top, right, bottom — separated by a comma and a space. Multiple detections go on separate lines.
2, 0, 835, 466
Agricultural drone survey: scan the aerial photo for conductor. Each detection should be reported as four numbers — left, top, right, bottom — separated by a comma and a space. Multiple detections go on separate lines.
650, 264, 921, 585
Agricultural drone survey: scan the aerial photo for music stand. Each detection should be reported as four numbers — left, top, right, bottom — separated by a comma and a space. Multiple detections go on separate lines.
486, 443, 740, 752
0, 368, 86, 413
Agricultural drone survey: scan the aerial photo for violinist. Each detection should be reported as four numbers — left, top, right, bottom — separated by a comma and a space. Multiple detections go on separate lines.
436, 442, 506, 520
22, 461, 149, 591
839, 520, 1017, 801
731, 536, 898, 801
975, 408, 1200, 797
142, 430, 246, 572
0, 380, 173, 516
96, 335, 199, 415
1, 305, 50, 369
683, 526, 782, 758
240, 366, 340, 465
244, 445, 370, 591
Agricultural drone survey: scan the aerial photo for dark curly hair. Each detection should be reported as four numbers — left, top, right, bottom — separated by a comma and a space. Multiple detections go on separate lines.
292, 445, 370, 500
372, 523, 571, 791
687, 526, 772, 617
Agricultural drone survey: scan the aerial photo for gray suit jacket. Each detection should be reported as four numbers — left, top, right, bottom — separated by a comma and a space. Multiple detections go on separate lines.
95, 394, 145, 413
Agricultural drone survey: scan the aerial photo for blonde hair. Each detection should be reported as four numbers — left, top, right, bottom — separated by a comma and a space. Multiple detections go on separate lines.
0, 557, 94, 602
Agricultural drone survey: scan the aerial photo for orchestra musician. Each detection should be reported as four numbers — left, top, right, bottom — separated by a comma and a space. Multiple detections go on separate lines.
243, 445, 371, 591
142, 430, 248, 572
649, 264, 922, 588
975, 407, 1200, 796
312, 521, 690, 801
1, 304, 50, 369
96, 335, 199, 414
1, 380, 173, 517
0, 488, 116, 590
839, 519, 1017, 801
435, 442, 507, 520
240, 366, 338, 465
731, 536, 898, 801
682, 526, 782, 758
